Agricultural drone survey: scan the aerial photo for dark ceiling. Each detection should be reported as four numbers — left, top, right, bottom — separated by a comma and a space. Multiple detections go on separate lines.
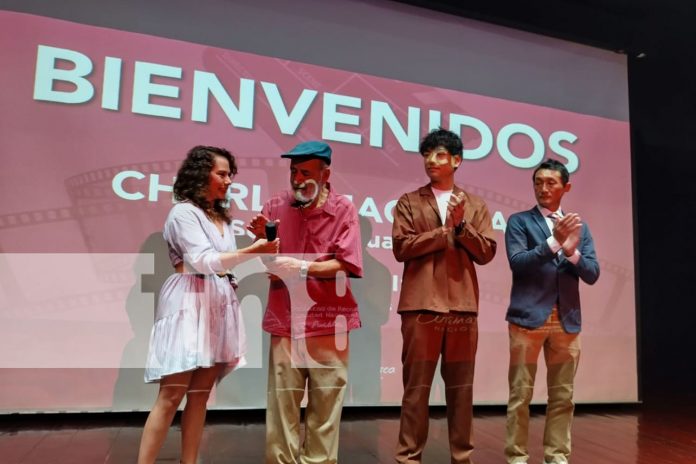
395, 0, 694, 57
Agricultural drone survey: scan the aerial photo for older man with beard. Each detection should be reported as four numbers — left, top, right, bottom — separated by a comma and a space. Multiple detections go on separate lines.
247, 141, 363, 464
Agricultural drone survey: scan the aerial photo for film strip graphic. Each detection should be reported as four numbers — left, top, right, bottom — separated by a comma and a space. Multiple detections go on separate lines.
0, 206, 77, 230
0, 157, 288, 317
0, 160, 179, 315
64, 160, 180, 198
0, 152, 634, 319
463, 183, 534, 212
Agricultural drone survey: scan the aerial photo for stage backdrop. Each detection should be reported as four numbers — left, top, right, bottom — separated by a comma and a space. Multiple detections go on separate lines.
0, 0, 636, 413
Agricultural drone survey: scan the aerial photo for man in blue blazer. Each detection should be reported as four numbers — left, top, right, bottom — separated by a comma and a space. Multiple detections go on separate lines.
504, 159, 600, 464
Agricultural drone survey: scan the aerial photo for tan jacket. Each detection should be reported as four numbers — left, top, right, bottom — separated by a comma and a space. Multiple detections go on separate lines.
392, 185, 497, 313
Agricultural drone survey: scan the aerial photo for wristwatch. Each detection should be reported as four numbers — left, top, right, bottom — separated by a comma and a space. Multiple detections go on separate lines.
299, 260, 309, 279
454, 219, 467, 235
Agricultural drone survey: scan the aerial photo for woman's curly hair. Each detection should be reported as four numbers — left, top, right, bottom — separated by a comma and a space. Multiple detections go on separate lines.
173, 145, 237, 223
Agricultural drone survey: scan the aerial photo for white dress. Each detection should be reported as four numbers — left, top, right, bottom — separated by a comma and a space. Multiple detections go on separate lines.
144, 202, 246, 383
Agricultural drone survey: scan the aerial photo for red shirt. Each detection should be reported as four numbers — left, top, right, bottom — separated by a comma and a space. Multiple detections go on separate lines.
261, 186, 363, 338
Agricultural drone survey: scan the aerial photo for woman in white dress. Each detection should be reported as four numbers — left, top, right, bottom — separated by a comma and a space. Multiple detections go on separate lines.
137, 146, 278, 464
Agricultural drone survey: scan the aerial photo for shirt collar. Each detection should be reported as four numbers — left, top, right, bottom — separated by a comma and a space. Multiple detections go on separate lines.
322, 183, 338, 216
537, 204, 563, 218
295, 183, 338, 217
430, 185, 453, 194
421, 184, 463, 196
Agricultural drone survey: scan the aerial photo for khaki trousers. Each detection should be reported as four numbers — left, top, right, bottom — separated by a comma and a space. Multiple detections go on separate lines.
266, 334, 349, 464
505, 309, 580, 464
396, 311, 478, 464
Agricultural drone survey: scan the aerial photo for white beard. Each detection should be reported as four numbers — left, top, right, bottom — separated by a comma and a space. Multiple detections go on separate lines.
292, 179, 320, 205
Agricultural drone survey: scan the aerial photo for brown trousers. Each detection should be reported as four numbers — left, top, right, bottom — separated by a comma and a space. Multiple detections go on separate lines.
396, 311, 478, 464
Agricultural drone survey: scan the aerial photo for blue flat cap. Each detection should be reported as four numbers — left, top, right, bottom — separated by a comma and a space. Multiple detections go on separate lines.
281, 141, 332, 165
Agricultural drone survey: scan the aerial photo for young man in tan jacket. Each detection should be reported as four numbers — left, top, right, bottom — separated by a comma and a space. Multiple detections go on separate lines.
392, 128, 497, 464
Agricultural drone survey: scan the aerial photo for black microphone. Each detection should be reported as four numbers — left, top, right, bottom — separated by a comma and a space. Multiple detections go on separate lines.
262, 222, 278, 265
265, 222, 277, 242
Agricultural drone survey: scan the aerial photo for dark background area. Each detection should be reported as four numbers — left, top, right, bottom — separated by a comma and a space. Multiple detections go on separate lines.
398, 0, 696, 405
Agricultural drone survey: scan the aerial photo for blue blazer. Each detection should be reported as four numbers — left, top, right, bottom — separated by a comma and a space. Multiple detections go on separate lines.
505, 207, 600, 333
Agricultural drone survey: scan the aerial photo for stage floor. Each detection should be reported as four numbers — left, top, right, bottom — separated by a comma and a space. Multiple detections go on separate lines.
1, 404, 694, 463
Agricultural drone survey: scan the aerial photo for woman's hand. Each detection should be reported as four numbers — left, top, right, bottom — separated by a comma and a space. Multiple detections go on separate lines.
248, 238, 279, 254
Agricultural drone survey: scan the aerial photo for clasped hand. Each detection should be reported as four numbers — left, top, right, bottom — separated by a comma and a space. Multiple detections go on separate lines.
445, 192, 466, 229
552, 213, 582, 256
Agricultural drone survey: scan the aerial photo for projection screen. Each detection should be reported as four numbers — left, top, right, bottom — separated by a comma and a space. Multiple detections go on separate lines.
0, 0, 636, 413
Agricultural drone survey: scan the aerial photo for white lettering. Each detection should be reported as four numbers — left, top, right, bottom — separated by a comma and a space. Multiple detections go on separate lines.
369, 101, 420, 151
497, 123, 545, 168
358, 197, 383, 223
227, 182, 250, 211
191, 72, 255, 128
261, 82, 317, 134
428, 110, 442, 132
392, 274, 400, 293
367, 235, 393, 250
132, 62, 182, 119
549, 130, 579, 173
251, 184, 263, 212
382, 235, 393, 250
322, 92, 361, 144
450, 113, 494, 160
384, 199, 397, 224
102, 57, 122, 110
112, 170, 145, 201
33, 45, 94, 104
492, 210, 507, 231
148, 174, 174, 201
32, 45, 588, 174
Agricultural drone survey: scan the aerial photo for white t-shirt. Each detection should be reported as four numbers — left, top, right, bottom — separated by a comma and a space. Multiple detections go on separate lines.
431, 186, 453, 225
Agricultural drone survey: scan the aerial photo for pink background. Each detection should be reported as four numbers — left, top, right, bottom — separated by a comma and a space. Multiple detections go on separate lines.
0, 12, 636, 411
